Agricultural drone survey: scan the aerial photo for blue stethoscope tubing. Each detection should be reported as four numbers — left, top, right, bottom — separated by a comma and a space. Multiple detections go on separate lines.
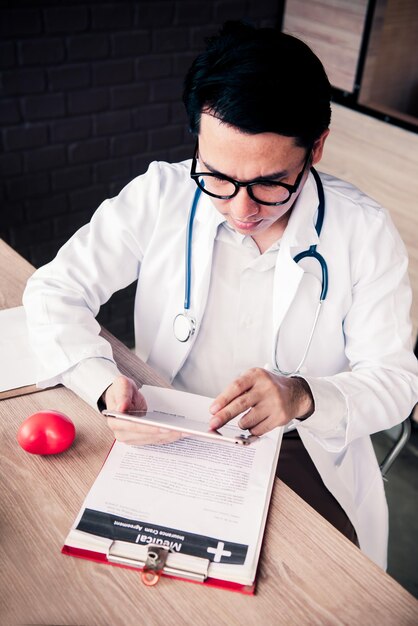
184, 186, 202, 311
272, 167, 328, 375
172, 186, 202, 342
173, 168, 328, 375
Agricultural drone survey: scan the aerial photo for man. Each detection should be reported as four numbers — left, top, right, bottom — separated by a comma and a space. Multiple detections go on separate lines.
23, 21, 418, 569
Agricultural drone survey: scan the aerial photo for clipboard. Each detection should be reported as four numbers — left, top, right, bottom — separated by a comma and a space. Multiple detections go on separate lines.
62, 541, 256, 594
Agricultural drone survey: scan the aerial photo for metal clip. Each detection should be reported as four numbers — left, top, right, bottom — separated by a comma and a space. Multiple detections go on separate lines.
141, 545, 169, 586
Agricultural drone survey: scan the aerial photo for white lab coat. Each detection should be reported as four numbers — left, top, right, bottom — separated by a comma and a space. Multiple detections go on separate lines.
23, 160, 418, 569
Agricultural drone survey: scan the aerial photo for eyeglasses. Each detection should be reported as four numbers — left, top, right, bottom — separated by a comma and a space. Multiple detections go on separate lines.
190, 144, 312, 206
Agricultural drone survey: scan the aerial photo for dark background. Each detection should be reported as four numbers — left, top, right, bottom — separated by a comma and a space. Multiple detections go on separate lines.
0, 0, 280, 345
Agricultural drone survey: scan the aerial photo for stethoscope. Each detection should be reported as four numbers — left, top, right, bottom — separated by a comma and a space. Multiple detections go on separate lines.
173, 168, 328, 377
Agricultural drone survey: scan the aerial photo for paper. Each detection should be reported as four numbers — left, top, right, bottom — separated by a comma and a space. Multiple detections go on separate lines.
0, 306, 37, 392
66, 386, 283, 585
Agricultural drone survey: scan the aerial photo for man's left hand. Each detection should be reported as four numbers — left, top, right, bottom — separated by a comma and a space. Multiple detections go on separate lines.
209, 368, 314, 435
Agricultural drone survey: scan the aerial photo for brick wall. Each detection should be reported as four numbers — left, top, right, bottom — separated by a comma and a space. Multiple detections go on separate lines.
0, 0, 279, 346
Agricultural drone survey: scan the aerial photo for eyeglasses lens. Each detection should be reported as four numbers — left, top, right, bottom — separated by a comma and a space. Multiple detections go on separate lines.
197, 175, 290, 204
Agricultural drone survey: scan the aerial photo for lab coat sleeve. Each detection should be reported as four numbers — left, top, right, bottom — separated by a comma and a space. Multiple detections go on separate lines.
54, 357, 121, 409
23, 162, 162, 396
297, 206, 418, 452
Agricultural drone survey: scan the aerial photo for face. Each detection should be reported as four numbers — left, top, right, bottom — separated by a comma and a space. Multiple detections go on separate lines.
197, 112, 328, 250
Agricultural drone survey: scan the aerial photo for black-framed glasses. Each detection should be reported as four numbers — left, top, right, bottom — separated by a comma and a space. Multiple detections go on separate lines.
190, 144, 312, 206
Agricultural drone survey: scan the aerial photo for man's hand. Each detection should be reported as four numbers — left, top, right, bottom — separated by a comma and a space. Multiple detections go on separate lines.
103, 375, 181, 446
209, 368, 314, 435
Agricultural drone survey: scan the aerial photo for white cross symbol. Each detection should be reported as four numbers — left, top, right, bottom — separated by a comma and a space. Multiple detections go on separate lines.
207, 541, 232, 563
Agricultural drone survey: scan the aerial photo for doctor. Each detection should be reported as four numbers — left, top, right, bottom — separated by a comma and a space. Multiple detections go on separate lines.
23, 21, 418, 569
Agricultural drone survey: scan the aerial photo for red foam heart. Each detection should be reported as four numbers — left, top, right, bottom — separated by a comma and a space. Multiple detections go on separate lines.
17, 410, 76, 455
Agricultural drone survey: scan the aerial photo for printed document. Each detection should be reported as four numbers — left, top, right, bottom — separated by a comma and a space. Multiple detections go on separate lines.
64, 386, 283, 586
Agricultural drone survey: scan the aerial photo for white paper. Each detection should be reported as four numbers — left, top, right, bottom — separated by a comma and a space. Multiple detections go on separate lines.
68, 386, 283, 585
0, 306, 37, 392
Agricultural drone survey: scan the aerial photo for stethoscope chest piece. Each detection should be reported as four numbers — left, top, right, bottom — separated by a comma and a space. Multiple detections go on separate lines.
173, 313, 196, 342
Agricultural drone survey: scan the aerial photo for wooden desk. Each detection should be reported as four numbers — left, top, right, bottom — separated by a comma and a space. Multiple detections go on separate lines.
1, 239, 417, 625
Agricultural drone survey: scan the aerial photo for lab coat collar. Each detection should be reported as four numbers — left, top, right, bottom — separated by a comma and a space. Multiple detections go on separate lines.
281, 171, 321, 250
271, 171, 322, 343
194, 170, 321, 250
189, 191, 223, 317
194, 190, 226, 230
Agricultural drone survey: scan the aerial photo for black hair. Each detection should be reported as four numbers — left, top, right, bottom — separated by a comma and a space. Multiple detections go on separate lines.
183, 21, 331, 148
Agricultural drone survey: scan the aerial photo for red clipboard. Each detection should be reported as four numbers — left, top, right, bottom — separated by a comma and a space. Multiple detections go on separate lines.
62, 543, 256, 594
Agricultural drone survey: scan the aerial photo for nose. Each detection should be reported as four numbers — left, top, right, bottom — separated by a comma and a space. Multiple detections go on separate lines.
229, 187, 260, 220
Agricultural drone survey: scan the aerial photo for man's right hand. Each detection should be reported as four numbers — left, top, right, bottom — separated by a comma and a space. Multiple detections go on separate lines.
103, 375, 181, 446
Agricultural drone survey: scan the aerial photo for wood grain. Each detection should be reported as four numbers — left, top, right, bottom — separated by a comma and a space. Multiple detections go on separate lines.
2, 390, 418, 626
1, 244, 417, 623
0, 384, 39, 400
283, 0, 369, 93
0, 238, 34, 308
320, 103, 418, 336
359, 0, 418, 120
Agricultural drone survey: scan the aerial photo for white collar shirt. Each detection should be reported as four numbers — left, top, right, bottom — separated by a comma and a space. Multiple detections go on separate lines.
172, 221, 280, 399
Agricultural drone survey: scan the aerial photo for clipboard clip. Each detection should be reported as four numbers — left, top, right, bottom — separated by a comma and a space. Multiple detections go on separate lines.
107, 541, 209, 583
141, 545, 169, 586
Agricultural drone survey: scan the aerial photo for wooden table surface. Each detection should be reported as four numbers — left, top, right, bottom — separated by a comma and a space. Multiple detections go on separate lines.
1, 239, 417, 626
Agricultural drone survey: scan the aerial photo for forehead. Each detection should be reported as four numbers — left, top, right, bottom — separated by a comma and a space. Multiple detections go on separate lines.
198, 113, 304, 178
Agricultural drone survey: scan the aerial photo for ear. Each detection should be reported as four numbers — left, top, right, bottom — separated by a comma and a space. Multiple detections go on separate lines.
311, 129, 330, 166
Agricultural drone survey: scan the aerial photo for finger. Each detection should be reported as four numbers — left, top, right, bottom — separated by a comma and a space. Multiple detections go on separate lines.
241, 396, 290, 434
209, 391, 257, 430
105, 376, 140, 412
237, 406, 262, 430
247, 414, 280, 436
116, 392, 135, 412
237, 404, 269, 432
209, 386, 262, 428
132, 389, 147, 411
106, 390, 133, 412
209, 373, 260, 428
210, 375, 253, 415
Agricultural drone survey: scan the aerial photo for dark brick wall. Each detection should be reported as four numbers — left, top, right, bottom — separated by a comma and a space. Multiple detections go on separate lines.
1, 0, 279, 346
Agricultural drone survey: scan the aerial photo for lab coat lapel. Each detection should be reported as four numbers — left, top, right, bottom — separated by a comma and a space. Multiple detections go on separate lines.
148, 193, 223, 382
192, 195, 225, 319
272, 172, 321, 334
272, 247, 304, 332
